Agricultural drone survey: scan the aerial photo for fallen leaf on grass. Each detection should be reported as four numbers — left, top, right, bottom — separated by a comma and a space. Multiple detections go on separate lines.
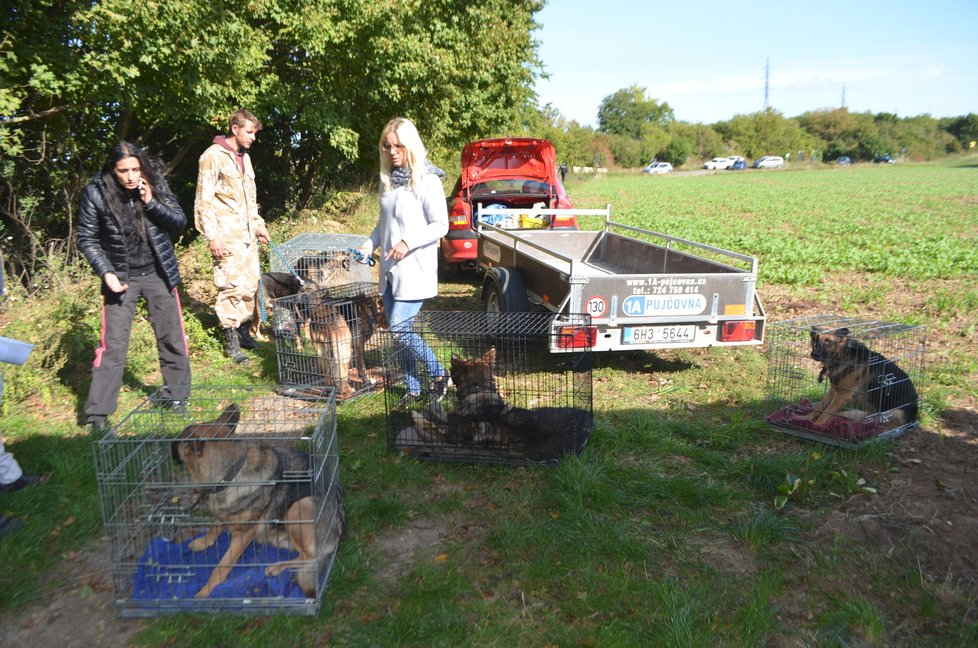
434, 553, 448, 562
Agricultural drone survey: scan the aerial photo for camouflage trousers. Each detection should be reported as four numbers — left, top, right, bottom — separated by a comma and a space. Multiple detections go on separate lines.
213, 240, 261, 330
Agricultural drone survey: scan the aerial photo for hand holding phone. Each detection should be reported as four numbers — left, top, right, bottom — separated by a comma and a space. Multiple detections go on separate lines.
137, 176, 152, 204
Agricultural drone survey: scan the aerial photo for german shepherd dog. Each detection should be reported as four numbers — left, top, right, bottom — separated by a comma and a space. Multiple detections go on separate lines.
250, 272, 321, 343
264, 275, 385, 394
171, 404, 346, 598
305, 297, 354, 396
294, 250, 353, 288
262, 271, 309, 301
303, 290, 386, 395
342, 292, 387, 389
805, 326, 918, 429
409, 347, 591, 459
252, 249, 353, 340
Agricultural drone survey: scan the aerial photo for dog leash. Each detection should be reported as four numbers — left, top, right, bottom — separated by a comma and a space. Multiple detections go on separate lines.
269, 240, 307, 286
348, 247, 377, 267
258, 240, 309, 325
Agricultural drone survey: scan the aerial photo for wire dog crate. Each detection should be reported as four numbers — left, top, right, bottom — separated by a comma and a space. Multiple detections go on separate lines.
382, 311, 593, 465
93, 385, 343, 617
765, 315, 925, 448
271, 281, 384, 401
270, 233, 372, 288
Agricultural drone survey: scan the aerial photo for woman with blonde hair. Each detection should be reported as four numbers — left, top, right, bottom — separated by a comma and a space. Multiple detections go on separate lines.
360, 117, 449, 407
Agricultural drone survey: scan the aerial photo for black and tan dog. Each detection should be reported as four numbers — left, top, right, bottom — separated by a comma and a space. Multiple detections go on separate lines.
805, 326, 918, 428
263, 275, 385, 394
305, 297, 354, 396
408, 347, 591, 459
171, 404, 345, 598
248, 272, 321, 343
302, 290, 387, 395
343, 292, 387, 389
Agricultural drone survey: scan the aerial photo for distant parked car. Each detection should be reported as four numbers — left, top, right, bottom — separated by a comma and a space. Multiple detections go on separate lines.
874, 153, 896, 164
642, 161, 673, 175
835, 156, 852, 165
704, 157, 732, 170
728, 156, 745, 165
730, 159, 747, 170
753, 156, 785, 169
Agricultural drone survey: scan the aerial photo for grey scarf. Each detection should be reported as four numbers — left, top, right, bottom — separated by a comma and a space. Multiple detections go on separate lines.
390, 160, 445, 189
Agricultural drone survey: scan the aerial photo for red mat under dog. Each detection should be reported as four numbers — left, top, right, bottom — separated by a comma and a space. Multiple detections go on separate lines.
765, 398, 886, 444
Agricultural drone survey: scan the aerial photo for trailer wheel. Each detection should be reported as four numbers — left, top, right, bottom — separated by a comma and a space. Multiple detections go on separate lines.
483, 267, 529, 313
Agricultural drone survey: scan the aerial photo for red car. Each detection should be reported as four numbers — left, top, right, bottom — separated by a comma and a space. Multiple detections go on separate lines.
441, 137, 575, 272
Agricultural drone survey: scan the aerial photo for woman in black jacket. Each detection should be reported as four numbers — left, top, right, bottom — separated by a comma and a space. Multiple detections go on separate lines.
77, 142, 192, 431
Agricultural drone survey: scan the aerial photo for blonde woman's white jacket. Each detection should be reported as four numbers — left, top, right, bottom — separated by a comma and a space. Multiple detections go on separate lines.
363, 172, 448, 301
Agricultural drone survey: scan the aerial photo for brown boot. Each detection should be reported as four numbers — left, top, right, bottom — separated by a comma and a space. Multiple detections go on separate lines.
224, 328, 249, 363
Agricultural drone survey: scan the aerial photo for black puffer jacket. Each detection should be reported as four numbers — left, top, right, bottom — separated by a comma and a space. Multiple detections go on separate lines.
77, 175, 186, 291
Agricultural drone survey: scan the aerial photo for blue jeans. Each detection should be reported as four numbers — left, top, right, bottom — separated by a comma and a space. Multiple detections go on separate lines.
383, 285, 445, 395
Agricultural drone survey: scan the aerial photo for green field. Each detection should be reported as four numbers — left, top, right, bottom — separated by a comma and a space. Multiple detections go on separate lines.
1, 160, 976, 646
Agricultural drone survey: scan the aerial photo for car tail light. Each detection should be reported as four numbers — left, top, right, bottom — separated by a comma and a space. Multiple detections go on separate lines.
550, 215, 578, 229
448, 201, 471, 230
557, 325, 596, 349
719, 320, 756, 342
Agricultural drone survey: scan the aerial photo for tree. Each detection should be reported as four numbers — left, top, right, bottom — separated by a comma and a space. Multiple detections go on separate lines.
714, 109, 820, 160
941, 114, 978, 150
798, 108, 868, 160
597, 86, 674, 140
0, 0, 546, 289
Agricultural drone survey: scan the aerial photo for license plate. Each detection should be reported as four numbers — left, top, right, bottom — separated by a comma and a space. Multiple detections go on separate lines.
623, 325, 695, 345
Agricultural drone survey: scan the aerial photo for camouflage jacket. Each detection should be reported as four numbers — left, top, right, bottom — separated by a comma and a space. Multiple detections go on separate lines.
194, 140, 267, 245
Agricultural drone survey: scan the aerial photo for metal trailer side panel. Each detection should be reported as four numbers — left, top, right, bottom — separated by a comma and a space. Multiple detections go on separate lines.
477, 217, 765, 351
479, 230, 598, 311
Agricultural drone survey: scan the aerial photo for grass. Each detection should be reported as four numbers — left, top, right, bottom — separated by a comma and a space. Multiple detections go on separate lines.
1, 159, 977, 645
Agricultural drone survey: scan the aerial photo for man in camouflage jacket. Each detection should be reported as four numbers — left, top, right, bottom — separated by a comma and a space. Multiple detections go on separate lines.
194, 109, 270, 363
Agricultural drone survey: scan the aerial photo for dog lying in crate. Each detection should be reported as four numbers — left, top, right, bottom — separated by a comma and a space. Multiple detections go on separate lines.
396, 347, 592, 461
171, 403, 345, 598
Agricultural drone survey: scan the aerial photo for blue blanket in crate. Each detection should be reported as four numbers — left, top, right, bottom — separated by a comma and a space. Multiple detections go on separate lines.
133, 532, 305, 600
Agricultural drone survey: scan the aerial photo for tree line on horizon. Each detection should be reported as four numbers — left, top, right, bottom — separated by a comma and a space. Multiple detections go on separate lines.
530, 85, 978, 169
2, 1, 976, 294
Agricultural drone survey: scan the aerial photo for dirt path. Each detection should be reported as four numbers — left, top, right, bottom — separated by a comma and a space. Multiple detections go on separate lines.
3, 542, 145, 648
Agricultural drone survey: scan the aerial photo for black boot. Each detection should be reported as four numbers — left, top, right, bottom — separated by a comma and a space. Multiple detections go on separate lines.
237, 321, 259, 350
224, 328, 249, 363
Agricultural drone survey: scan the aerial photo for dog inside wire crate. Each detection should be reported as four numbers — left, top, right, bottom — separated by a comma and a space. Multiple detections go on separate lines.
381, 311, 594, 465
93, 385, 344, 617
765, 315, 925, 448
269, 232, 372, 288
271, 281, 385, 401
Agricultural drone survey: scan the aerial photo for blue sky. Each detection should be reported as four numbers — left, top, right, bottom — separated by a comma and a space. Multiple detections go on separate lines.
533, 1, 978, 125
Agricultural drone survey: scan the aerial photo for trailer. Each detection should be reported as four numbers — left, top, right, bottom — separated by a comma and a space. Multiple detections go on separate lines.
476, 205, 765, 352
